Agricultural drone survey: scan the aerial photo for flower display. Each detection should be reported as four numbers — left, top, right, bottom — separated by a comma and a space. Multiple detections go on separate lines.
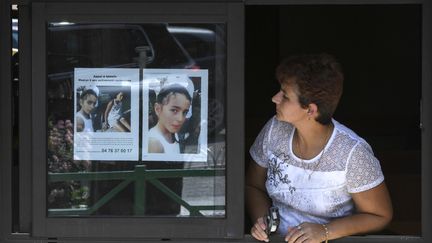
47, 118, 89, 208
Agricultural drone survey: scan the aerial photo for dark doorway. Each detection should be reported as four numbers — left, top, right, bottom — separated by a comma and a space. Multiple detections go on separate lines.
245, 5, 421, 236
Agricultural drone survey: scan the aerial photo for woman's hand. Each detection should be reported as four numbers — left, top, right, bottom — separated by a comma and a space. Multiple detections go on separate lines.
285, 222, 326, 243
251, 217, 269, 242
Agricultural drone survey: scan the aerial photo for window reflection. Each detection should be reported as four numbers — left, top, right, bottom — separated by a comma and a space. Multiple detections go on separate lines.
46, 23, 226, 217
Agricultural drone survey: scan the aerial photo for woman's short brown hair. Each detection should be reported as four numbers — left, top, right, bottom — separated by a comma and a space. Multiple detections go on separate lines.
276, 53, 344, 125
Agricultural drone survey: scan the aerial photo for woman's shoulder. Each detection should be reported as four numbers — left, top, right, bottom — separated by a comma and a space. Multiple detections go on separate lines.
333, 120, 366, 142
258, 116, 294, 150
332, 119, 373, 153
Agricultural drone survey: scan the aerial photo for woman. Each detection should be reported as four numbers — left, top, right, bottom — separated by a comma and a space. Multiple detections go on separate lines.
246, 53, 392, 243
76, 89, 97, 132
148, 83, 192, 153
103, 91, 131, 132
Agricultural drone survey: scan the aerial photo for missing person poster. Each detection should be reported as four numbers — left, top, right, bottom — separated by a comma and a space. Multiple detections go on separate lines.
74, 68, 139, 161
142, 69, 208, 162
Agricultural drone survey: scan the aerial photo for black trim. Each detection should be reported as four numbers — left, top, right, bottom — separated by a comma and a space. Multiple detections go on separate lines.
245, 0, 423, 4
226, 2, 245, 238
421, 0, 432, 240
18, 4, 32, 233
31, 3, 46, 238
0, 234, 425, 243
0, 0, 13, 240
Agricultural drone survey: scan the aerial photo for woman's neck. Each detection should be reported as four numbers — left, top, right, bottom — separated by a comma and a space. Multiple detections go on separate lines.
293, 121, 333, 159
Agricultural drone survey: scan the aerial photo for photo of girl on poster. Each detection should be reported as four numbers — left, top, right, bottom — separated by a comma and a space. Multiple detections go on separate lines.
143, 70, 208, 162
148, 83, 193, 153
74, 68, 139, 161
75, 85, 132, 133
103, 91, 131, 132
76, 87, 98, 133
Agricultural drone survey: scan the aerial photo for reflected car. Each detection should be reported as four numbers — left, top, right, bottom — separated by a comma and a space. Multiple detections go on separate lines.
46, 23, 197, 118
168, 25, 226, 135
12, 18, 18, 55
167, 25, 225, 70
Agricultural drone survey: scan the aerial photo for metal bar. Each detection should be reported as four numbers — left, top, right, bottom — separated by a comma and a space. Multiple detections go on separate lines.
148, 178, 203, 216
48, 171, 134, 181
86, 179, 133, 215
31, 2, 48, 237
191, 206, 225, 211
48, 208, 89, 216
133, 165, 146, 215
226, 2, 245, 238
48, 168, 225, 181
142, 168, 225, 179
422, 1, 432, 241
18, 4, 32, 233
0, 0, 12, 238
47, 167, 226, 216
245, 0, 423, 4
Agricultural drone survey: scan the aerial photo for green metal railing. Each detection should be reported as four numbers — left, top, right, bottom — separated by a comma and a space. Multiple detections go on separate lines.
48, 165, 225, 216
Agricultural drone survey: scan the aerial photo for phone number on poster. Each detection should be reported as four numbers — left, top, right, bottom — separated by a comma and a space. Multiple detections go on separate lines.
101, 148, 132, 153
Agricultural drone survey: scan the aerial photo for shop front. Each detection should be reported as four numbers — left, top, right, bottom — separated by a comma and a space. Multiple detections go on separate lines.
1, 0, 431, 243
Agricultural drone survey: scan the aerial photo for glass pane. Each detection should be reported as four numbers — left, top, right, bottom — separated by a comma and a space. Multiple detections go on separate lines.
46, 22, 226, 218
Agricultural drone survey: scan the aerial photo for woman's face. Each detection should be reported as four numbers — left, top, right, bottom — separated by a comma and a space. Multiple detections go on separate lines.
271, 83, 307, 124
156, 93, 191, 134
80, 94, 97, 115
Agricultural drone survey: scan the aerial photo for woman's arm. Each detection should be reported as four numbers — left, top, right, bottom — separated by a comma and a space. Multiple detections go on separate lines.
246, 161, 271, 242
285, 182, 393, 243
327, 182, 393, 238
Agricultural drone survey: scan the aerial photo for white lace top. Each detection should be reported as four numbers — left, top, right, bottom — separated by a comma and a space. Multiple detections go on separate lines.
249, 117, 384, 235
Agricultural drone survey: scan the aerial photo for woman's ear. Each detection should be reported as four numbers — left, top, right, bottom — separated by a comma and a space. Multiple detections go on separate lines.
307, 103, 318, 117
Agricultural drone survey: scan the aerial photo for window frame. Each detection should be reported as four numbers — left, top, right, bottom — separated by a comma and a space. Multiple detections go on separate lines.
0, 0, 13, 240
30, 1, 244, 239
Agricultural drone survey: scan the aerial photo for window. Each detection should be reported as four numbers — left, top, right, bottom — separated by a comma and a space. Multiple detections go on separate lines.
29, 2, 244, 239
